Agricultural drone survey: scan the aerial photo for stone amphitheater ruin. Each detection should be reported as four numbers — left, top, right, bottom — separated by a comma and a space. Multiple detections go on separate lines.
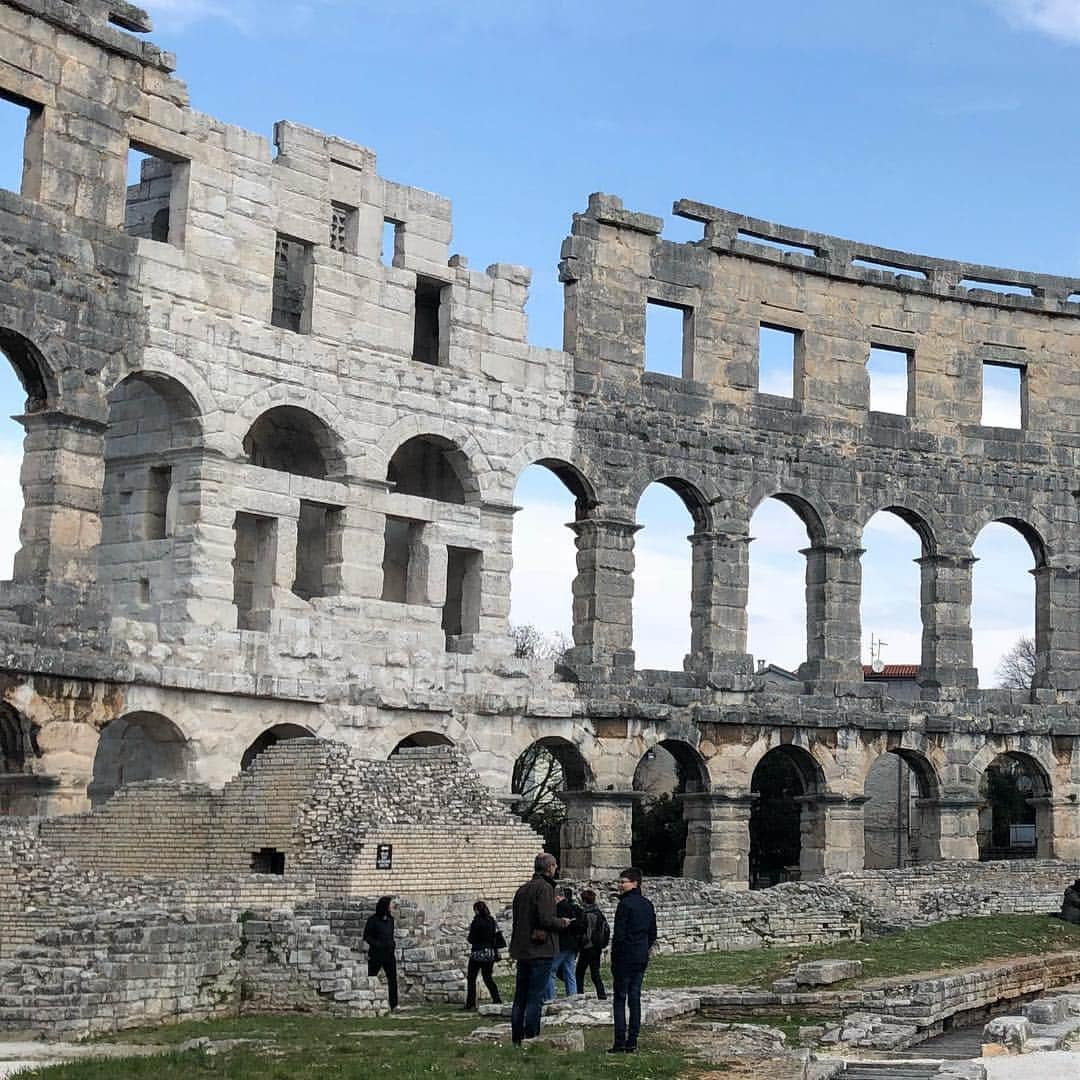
1, 0, 1079, 1038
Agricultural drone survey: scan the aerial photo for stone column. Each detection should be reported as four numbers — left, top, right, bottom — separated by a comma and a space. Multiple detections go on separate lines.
684, 530, 754, 688
799, 543, 864, 684
679, 792, 754, 888
930, 795, 982, 861
559, 790, 639, 879
1028, 796, 1074, 859
820, 795, 868, 874
1032, 565, 1080, 692
567, 516, 639, 673
917, 551, 978, 690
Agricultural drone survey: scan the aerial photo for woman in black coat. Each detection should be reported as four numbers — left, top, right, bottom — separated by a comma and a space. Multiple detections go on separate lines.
463, 900, 503, 1009
363, 895, 398, 1010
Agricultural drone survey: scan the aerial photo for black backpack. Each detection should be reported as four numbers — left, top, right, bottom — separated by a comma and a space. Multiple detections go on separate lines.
583, 908, 610, 950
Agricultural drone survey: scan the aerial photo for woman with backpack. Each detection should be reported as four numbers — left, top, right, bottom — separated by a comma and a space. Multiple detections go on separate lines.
575, 887, 610, 999
363, 895, 399, 1011
463, 899, 505, 1009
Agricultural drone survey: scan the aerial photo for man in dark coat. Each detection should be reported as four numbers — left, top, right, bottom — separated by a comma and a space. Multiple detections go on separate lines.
1062, 879, 1080, 924
608, 866, 657, 1053
509, 852, 571, 1045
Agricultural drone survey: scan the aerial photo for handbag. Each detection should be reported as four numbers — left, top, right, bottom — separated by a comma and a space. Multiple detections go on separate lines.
471, 946, 497, 964
493, 927, 507, 951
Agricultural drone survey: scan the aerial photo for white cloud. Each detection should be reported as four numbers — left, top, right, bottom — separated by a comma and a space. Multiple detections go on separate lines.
146, 0, 252, 31
992, 0, 1080, 43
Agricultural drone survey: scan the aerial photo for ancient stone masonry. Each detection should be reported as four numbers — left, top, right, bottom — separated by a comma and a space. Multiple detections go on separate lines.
0, 0, 1077, 887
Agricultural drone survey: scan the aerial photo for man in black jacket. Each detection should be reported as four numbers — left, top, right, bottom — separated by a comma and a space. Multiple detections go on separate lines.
608, 866, 657, 1053
509, 853, 572, 1045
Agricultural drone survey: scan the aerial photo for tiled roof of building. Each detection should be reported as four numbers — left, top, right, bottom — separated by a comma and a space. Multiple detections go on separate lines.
862, 664, 919, 679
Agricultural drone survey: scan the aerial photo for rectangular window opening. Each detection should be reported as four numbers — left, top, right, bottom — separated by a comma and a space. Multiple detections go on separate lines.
272, 233, 314, 333
146, 465, 173, 540
758, 323, 799, 398
382, 218, 401, 267
981, 361, 1025, 429
645, 299, 692, 377
867, 345, 912, 416
330, 201, 356, 254
292, 500, 342, 601
851, 256, 928, 281
443, 546, 481, 653
381, 516, 422, 603
138, 577, 151, 605
250, 847, 286, 875
125, 144, 188, 247
960, 278, 1034, 298
412, 275, 444, 365
0, 91, 42, 199
233, 513, 277, 631
738, 230, 818, 258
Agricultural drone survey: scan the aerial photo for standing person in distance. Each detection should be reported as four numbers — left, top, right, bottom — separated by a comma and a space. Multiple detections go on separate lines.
544, 886, 582, 1001
608, 867, 657, 1053
464, 899, 504, 1010
508, 853, 572, 1046
575, 887, 610, 999
363, 895, 399, 1011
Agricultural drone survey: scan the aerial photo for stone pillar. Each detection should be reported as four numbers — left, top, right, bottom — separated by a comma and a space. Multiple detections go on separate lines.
679, 792, 754, 888
918, 551, 978, 690
13, 410, 105, 600
684, 530, 754, 688
567, 516, 639, 672
799, 543, 864, 684
1028, 796, 1075, 859
930, 795, 982, 861
820, 795, 868, 874
336, 503, 386, 598
559, 790, 639, 879
1032, 565, 1080, 692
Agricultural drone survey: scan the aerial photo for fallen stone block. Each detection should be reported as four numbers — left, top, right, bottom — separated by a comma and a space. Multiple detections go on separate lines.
983, 1014, 1030, 1053
792, 959, 862, 986
1022, 996, 1069, 1024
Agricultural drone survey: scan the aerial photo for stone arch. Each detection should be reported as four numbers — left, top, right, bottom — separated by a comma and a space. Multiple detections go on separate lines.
627, 471, 717, 533
0, 328, 53, 413
862, 746, 942, 868
0, 703, 35, 775
967, 512, 1051, 567
976, 749, 1053, 860
504, 440, 602, 513
747, 487, 832, 547
390, 731, 454, 755
387, 433, 476, 504
515, 456, 598, 520
243, 405, 345, 480
859, 502, 939, 557
240, 723, 316, 772
89, 712, 192, 807
103, 359, 218, 438
370, 416, 494, 503
749, 744, 827, 888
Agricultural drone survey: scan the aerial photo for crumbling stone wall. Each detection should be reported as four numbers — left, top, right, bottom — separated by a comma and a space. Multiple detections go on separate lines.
0, 0, 1076, 891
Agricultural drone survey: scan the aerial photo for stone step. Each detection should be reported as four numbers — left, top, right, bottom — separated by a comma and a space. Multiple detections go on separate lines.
843, 1064, 940, 1080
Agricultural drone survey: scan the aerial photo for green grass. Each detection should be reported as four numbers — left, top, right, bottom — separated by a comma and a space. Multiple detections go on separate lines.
17, 915, 1080, 1078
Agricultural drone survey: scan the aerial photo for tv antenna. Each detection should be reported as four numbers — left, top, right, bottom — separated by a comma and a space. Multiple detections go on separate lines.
870, 634, 887, 674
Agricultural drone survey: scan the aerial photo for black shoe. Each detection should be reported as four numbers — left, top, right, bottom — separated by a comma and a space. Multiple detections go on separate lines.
461, 1005, 475, 1011
624, 1044, 637, 1053
607, 1046, 625, 1054
597, 994, 607, 1000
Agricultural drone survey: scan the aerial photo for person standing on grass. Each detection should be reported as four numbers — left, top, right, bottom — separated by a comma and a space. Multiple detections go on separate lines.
544, 886, 582, 1001
463, 899, 504, 1009
575, 887, 610, 999
363, 895, 399, 1011
509, 853, 572, 1045
608, 867, 657, 1054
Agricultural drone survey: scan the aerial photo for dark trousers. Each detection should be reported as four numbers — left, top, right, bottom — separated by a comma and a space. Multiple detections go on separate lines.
368, 951, 398, 1010
575, 947, 606, 998
465, 958, 501, 1007
612, 965, 646, 1048
510, 958, 549, 1043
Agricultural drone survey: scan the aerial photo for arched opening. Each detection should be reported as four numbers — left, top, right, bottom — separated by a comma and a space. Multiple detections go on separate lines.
387, 434, 473, 503
390, 731, 454, 755
860, 508, 931, 686
0, 330, 51, 581
0, 703, 39, 815
509, 461, 593, 669
972, 520, 1042, 689
862, 749, 940, 868
89, 712, 190, 807
978, 751, 1051, 860
240, 723, 315, 772
243, 406, 342, 480
511, 736, 591, 862
748, 495, 822, 675
632, 480, 704, 670
0, 704, 29, 774
631, 739, 708, 877
750, 744, 825, 888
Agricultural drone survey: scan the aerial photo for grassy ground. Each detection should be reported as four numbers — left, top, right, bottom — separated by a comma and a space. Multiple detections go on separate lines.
14, 914, 1080, 1078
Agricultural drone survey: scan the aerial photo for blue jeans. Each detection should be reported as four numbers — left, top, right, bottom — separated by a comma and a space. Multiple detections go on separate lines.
612, 965, 646, 1048
510, 958, 549, 1043
544, 949, 578, 1000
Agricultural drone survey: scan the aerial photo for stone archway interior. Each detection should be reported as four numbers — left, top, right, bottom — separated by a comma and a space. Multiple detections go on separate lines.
979, 753, 1046, 860
90, 712, 190, 807
391, 731, 453, 754
750, 747, 818, 889
240, 723, 314, 772
862, 750, 937, 868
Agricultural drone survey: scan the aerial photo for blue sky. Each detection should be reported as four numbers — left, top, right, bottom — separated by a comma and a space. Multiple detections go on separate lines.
1, 0, 1074, 681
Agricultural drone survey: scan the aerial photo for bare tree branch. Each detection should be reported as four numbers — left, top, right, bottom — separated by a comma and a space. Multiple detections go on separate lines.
996, 635, 1037, 690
